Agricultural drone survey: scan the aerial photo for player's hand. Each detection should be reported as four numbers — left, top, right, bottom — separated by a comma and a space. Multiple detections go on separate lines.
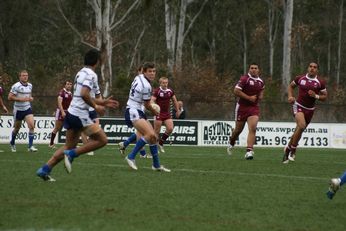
248, 95, 257, 103
2, 106, 8, 113
61, 111, 66, 118
95, 105, 106, 116
103, 96, 119, 109
287, 96, 295, 104
308, 90, 316, 98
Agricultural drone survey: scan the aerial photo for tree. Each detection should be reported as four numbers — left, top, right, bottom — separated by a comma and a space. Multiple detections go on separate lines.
282, 0, 293, 95
56, 0, 141, 97
164, 0, 208, 75
336, 0, 344, 85
265, 0, 281, 78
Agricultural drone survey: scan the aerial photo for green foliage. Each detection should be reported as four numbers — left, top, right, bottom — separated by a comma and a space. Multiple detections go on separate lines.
1, 144, 346, 230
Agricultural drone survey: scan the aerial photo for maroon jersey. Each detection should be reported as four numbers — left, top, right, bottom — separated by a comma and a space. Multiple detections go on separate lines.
0, 86, 3, 96
153, 87, 175, 114
58, 88, 73, 110
293, 74, 326, 109
235, 74, 265, 106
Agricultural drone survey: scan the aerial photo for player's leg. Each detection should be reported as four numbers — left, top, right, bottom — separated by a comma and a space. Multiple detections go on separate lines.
49, 120, 63, 148
24, 112, 37, 152
244, 115, 259, 160
145, 120, 170, 172
286, 112, 306, 161
127, 119, 154, 159
227, 120, 246, 155
10, 119, 21, 152
118, 132, 137, 156
36, 129, 81, 181
158, 119, 173, 153
63, 123, 107, 173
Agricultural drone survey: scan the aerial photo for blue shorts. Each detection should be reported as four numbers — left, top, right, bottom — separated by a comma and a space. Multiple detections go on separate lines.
89, 110, 98, 122
63, 112, 94, 130
125, 108, 147, 128
13, 108, 33, 121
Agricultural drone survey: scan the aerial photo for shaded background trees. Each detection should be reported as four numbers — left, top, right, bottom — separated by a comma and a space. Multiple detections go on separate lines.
0, 0, 345, 122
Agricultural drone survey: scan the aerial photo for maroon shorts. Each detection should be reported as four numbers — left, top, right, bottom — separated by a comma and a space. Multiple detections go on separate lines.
155, 112, 172, 121
235, 104, 260, 121
292, 103, 315, 125
55, 109, 66, 121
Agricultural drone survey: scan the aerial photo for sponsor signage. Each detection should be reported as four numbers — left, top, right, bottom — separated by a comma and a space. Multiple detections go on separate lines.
58, 118, 198, 145
1, 115, 346, 149
0, 115, 55, 144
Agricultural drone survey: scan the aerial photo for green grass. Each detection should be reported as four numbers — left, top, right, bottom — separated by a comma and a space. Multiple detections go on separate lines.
0, 144, 345, 231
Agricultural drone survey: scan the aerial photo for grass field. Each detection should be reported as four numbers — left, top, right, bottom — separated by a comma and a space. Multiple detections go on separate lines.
0, 144, 345, 231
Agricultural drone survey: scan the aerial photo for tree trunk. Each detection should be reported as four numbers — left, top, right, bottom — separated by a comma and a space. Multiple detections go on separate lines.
282, 0, 293, 95
165, 0, 177, 75
267, 0, 279, 78
336, 0, 344, 85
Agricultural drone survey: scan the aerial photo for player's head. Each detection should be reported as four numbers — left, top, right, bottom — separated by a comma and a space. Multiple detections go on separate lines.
64, 80, 73, 91
248, 63, 260, 77
308, 62, 319, 76
142, 62, 156, 81
18, 70, 29, 83
159, 77, 169, 89
84, 49, 100, 66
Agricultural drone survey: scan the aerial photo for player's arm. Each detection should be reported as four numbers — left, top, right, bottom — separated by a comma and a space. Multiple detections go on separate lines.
94, 94, 119, 109
8, 92, 33, 102
0, 96, 8, 113
80, 86, 103, 114
234, 87, 257, 103
258, 89, 264, 101
287, 81, 296, 104
308, 89, 327, 102
57, 95, 65, 117
172, 95, 181, 117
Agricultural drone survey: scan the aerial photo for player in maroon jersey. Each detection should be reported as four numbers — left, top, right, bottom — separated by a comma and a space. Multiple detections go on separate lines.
227, 63, 265, 160
49, 80, 73, 148
152, 76, 181, 153
282, 62, 327, 163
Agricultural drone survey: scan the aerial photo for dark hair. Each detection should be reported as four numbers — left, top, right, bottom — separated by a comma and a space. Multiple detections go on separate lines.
249, 63, 260, 69
309, 62, 319, 69
142, 62, 155, 72
84, 49, 100, 66
64, 80, 72, 85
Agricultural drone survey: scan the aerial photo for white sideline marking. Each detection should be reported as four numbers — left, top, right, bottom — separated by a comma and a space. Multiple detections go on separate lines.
0, 159, 329, 181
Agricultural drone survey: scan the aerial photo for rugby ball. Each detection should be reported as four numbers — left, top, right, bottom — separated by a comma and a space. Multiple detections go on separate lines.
151, 103, 160, 114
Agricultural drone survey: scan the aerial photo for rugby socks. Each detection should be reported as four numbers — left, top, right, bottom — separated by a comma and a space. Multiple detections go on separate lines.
340, 171, 346, 186
289, 145, 297, 154
159, 132, 169, 145
50, 132, 57, 145
124, 133, 137, 148
139, 148, 146, 157
246, 147, 253, 152
149, 144, 160, 168
42, 164, 52, 174
28, 132, 34, 148
128, 137, 147, 159
10, 131, 17, 145
68, 149, 78, 158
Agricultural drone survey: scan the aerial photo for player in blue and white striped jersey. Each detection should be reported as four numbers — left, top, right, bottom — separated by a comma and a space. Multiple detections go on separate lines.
36, 49, 119, 181
8, 70, 37, 152
124, 62, 170, 172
